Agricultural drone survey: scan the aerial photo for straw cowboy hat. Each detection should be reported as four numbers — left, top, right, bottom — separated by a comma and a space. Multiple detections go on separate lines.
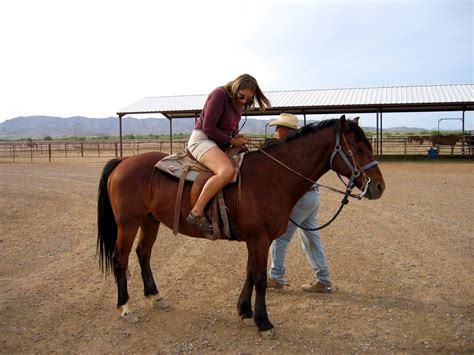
268, 113, 299, 130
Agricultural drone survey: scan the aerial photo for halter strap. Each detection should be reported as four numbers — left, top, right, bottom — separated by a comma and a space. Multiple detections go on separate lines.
329, 128, 378, 199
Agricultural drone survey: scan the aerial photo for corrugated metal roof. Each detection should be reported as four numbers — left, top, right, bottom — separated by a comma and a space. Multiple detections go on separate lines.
118, 84, 474, 118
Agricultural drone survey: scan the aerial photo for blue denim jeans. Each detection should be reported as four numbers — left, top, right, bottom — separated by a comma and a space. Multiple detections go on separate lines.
268, 189, 331, 285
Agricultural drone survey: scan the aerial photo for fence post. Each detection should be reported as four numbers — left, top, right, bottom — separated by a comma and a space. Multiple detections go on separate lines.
13, 144, 16, 163
404, 138, 407, 159
30, 145, 33, 163
97, 143, 100, 157
48, 143, 52, 162
81, 143, 84, 157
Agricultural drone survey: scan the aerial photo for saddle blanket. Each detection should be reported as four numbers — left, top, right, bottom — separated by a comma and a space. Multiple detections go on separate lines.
155, 149, 245, 182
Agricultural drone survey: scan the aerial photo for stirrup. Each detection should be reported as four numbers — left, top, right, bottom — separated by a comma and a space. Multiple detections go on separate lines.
186, 211, 213, 234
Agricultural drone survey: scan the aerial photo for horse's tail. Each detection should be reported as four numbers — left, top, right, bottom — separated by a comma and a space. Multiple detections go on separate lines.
97, 158, 123, 276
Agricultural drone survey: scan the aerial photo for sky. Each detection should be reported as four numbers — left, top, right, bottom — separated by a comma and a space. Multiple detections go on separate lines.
0, 0, 472, 130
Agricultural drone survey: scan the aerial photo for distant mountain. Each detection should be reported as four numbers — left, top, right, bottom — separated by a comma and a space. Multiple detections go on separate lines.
0, 115, 427, 139
0, 116, 170, 139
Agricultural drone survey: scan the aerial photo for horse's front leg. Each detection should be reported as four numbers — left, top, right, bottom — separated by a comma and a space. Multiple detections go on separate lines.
246, 239, 274, 338
237, 258, 254, 325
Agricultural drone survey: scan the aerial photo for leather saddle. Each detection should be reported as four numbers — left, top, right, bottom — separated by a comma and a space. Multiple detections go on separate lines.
155, 146, 246, 240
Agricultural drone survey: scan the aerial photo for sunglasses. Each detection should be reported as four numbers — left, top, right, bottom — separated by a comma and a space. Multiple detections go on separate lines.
237, 92, 254, 102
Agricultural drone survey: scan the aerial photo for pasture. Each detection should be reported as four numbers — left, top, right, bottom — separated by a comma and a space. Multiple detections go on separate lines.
0, 159, 473, 352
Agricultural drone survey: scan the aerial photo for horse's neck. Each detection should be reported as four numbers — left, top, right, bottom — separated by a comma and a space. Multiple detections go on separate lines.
272, 131, 334, 185
244, 129, 335, 199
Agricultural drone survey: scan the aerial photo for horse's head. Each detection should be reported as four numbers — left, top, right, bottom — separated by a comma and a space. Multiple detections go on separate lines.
330, 115, 385, 200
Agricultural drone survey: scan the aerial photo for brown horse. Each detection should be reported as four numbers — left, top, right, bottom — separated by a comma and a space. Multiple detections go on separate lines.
25, 141, 38, 149
97, 116, 385, 338
407, 135, 423, 145
431, 134, 459, 154
431, 134, 459, 147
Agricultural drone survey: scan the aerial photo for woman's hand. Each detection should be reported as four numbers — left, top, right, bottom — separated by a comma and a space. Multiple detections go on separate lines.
230, 135, 248, 147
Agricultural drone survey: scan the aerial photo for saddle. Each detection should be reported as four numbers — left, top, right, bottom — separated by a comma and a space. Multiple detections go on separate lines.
155, 146, 246, 240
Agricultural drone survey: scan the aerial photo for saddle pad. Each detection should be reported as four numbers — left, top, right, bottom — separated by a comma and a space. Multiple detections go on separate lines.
155, 150, 245, 183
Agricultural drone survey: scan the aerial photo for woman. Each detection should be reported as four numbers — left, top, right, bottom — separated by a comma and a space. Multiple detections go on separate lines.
187, 74, 271, 236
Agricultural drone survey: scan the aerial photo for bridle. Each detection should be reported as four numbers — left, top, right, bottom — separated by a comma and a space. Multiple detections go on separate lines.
330, 124, 379, 200
292, 124, 378, 231
248, 122, 378, 231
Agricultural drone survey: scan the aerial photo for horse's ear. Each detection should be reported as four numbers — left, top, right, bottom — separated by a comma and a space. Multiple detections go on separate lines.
339, 114, 350, 131
352, 116, 360, 125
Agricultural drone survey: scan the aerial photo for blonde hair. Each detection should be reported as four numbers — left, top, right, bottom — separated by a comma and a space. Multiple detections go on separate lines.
225, 73, 271, 111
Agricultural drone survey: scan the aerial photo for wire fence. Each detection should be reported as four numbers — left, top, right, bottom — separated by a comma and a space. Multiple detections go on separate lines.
372, 136, 473, 158
0, 136, 472, 163
0, 140, 187, 163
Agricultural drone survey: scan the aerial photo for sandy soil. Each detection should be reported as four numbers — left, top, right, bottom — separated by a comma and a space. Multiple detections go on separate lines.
0, 159, 473, 353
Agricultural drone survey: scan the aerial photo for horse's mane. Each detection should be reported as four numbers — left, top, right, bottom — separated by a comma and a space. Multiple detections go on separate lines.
263, 118, 371, 150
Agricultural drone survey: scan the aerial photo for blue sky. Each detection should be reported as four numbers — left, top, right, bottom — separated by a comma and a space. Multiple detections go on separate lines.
0, 0, 472, 129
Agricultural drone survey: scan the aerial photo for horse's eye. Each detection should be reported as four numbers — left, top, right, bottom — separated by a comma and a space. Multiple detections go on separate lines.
357, 147, 364, 154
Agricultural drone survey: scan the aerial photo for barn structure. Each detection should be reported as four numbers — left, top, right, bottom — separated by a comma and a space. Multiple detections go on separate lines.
117, 83, 474, 157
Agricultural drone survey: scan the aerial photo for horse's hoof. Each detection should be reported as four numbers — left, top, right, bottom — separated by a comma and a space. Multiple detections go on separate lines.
241, 317, 255, 327
119, 303, 139, 323
259, 328, 276, 339
152, 298, 169, 309
147, 295, 169, 309
121, 312, 139, 323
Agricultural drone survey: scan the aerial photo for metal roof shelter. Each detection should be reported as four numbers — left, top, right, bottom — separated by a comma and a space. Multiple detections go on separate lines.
117, 84, 474, 156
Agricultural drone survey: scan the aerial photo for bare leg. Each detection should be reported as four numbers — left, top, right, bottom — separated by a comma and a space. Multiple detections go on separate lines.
192, 147, 234, 215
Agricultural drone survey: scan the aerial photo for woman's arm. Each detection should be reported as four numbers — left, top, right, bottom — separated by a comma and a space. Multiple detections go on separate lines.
201, 88, 235, 144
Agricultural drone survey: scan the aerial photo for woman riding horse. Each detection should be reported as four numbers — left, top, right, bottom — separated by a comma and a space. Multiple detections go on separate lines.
97, 115, 385, 338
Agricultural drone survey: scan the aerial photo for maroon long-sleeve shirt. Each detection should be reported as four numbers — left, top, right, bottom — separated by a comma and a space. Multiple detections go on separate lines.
195, 86, 243, 144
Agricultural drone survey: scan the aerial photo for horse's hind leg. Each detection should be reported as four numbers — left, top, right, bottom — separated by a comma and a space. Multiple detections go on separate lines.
113, 221, 141, 323
136, 214, 168, 310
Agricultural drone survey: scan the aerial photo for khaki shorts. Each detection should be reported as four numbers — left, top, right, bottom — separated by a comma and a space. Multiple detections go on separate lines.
187, 129, 218, 162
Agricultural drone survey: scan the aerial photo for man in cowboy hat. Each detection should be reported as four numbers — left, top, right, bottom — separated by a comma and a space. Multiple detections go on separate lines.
266, 113, 334, 293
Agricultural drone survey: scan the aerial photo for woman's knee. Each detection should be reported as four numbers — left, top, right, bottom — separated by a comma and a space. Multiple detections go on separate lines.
217, 164, 235, 182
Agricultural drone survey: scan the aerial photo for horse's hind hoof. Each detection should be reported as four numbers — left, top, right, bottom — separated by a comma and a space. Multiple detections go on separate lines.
241, 317, 255, 327
259, 328, 276, 339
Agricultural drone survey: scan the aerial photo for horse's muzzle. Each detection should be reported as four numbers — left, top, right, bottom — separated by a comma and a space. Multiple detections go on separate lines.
365, 180, 385, 200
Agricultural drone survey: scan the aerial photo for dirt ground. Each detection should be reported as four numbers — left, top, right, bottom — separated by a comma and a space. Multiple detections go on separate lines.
0, 159, 473, 353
